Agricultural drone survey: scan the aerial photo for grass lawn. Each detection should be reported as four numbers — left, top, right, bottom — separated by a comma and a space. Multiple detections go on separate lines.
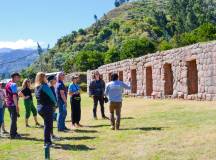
1, 94, 216, 160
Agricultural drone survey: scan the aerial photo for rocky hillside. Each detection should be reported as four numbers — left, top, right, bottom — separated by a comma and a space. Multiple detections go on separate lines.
23, 0, 216, 78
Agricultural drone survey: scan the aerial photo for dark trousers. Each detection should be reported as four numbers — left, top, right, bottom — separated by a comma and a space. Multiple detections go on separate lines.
0, 108, 4, 128
8, 106, 18, 137
93, 96, 105, 118
38, 105, 53, 144
70, 96, 81, 125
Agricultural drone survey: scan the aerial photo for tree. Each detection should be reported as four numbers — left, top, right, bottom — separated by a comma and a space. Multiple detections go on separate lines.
78, 28, 86, 35
104, 47, 120, 64
120, 37, 156, 60
74, 51, 104, 71
110, 22, 120, 32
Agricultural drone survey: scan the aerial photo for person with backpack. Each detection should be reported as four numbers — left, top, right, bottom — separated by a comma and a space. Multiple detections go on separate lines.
105, 73, 131, 130
89, 71, 108, 120
35, 72, 57, 146
5, 73, 21, 139
19, 79, 40, 127
68, 75, 82, 128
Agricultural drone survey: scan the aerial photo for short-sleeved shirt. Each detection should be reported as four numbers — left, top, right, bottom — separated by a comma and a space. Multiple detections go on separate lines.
56, 80, 67, 102
68, 83, 80, 93
21, 87, 33, 100
5, 81, 18, 107
0, 89, 5, 108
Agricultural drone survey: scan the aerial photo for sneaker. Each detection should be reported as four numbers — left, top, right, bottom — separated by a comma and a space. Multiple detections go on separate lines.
110, 126, 115, 130
51, 135, 61, 141
36, 123, 43, 128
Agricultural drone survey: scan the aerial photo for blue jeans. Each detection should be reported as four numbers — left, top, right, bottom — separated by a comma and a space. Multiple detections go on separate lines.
57, 101, 67, 131
0, 108, 3, 128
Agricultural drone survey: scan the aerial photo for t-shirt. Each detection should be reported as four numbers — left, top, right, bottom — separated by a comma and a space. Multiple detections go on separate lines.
21, 87, 33, 100
0, 89, 5, 108
56, 80, 67, 102
5, 81, 18, 107
68, 83, 80, 93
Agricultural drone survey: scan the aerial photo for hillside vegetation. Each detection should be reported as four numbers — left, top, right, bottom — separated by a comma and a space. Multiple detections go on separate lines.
22, 0, 216, 78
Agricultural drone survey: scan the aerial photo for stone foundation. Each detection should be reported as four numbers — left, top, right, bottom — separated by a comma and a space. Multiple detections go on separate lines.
87, 41, 216, 100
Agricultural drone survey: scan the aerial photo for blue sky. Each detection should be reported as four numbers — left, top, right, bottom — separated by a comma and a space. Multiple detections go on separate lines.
0, 0, 114, 49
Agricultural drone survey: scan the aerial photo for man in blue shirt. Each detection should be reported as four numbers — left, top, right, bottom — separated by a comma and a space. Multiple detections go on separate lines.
56, 72, 68, 132
105, 73, 131, 130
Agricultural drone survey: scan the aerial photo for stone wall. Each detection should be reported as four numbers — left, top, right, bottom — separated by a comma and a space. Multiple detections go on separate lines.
87, 41, 216, 100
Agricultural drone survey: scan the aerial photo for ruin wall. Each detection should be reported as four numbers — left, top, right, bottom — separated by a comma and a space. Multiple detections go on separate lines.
87, 41, 216, 100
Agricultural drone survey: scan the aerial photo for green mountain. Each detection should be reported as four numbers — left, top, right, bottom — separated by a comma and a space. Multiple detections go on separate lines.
22, 0, 216, 78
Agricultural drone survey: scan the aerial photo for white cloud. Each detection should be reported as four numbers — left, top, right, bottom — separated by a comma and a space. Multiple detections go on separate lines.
0, 39, 43, 49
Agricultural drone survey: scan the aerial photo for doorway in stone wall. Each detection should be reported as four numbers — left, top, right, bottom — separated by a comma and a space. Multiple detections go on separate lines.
108, 73, 112, 81
164, 63, 173, 95
119, 71, 123, 81
146, 66, 153, 96
187, 60, 198, 95
131, 69, 137, 93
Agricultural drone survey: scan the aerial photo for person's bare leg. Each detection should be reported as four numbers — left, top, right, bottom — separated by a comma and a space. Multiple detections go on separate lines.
2, 123, 8, 133
34, 116, 40, 126
25, 119, 30, 127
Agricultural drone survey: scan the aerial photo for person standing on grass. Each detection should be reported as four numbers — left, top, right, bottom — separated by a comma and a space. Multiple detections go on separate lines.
47, 75, 60, 141
19, 79, 41, 127
0, 82, 6, 137
105, 73, 131, 130
35, 72, 57, 146
68, 75, 82, 128
56, 72, 69, 132
5, 72, 21, 139
89, 71, 108, 120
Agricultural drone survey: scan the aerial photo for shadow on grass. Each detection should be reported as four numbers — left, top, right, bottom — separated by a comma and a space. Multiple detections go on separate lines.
61, 136, 96, 141
74, 129, 98, 133
120, 127, 166, 131
53, 143, 95, 151
121, 117, 134, 120
85, 124, 110, 128
16, 136, 43, 142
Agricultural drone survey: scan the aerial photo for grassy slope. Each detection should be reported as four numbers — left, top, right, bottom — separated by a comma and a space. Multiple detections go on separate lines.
1, 94, 216, 160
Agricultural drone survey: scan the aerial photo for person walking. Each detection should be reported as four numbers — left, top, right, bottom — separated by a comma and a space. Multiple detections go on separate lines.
56, 72, 69, 132
105, 73, 131, 130
68, 76, 82, 128
35, 72, 57, 146
5, 73, 21, 139
0, 82, 6, 137
89, 71, 108, 120
19, 79, 40, 127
